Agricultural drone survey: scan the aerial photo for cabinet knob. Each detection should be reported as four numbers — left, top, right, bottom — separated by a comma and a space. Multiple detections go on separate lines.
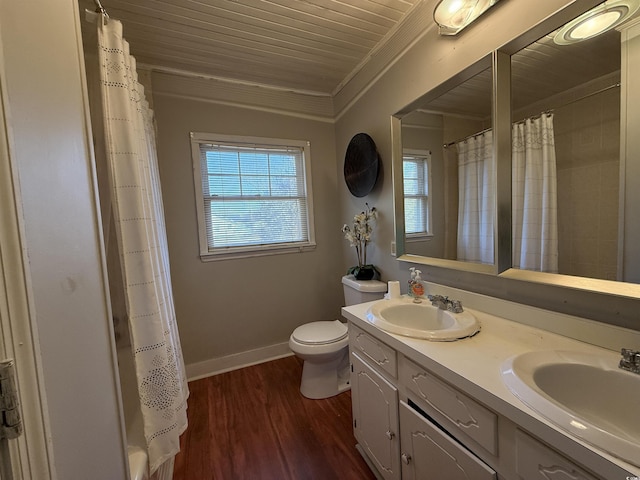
385, 430, 395, 440
401, 453, 412, 465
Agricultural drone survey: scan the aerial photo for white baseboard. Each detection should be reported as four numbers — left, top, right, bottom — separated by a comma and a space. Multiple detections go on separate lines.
186, 342, 294, 381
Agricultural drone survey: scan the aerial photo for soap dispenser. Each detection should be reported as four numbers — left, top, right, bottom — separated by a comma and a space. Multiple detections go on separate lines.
408, 267, 425, 303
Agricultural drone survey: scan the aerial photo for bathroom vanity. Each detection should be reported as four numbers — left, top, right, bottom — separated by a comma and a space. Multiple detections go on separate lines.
342, 288, 640, 480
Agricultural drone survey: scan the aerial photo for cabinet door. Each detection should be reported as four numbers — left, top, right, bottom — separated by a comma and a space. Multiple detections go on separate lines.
399, 401, 496, 480
351, 352, 400, 480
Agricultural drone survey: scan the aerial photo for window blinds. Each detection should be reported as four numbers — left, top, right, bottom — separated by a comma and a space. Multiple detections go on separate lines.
403, 156, 430, 235
199, 142, 310, 250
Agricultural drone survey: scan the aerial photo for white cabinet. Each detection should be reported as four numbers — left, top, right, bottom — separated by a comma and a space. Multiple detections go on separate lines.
347, 321, 625, 480
399, 401, 496, 480
351, 351, 401, 480
349, 324, 495, 480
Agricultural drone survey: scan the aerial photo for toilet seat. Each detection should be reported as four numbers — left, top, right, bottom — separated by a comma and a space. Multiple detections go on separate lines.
291, 320, 348, 345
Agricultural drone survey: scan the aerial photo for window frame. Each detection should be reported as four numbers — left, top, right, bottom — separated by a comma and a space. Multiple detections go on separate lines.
190, 132, 316, 261
402, 149, 433, 240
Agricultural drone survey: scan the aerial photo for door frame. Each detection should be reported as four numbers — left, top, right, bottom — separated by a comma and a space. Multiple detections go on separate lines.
0, 22, 55, 480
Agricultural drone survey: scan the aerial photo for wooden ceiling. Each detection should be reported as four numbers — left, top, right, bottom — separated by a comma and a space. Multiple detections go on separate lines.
79, 0, 633, 116
511, 28, 621, 114
413, 25, 623, 122
79, 0, 422, 95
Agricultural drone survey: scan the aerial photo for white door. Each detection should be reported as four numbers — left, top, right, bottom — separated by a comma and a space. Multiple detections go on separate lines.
0, 27, 54, 480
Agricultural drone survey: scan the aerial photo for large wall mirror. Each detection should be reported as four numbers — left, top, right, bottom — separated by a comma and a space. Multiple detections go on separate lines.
391, 54, 499, 274
501, 0, 640, 297
393, 0, 640, 299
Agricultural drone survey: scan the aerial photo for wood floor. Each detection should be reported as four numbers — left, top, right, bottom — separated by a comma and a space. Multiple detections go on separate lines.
173, 355, 377, 480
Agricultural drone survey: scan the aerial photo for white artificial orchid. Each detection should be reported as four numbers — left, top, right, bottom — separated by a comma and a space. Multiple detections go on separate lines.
342, 203, 377, 268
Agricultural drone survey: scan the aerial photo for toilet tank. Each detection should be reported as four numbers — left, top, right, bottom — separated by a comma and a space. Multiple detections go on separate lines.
342, 275, 387, 306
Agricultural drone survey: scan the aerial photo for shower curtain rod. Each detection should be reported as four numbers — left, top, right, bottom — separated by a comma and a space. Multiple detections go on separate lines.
444, 82, 621, 148
93, 0, 108, 17
85, 0, 109, 24
513, 82, 621, 124
443, 126, 492, 148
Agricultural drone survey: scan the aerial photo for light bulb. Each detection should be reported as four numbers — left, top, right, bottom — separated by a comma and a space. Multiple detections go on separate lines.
571, 11, 622, 40
434, 0, 497, 35
554, 0, 640, 45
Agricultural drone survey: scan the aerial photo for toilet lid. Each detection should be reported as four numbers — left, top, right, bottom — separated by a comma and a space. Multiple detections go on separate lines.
292, 321, 348, 345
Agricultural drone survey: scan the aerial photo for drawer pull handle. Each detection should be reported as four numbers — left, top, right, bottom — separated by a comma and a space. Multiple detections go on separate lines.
385, 430, 395, 440
401, 453, 412, 465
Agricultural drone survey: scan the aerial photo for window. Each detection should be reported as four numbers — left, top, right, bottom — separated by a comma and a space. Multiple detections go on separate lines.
403, 150, 432, 237
190, 133, 315, 260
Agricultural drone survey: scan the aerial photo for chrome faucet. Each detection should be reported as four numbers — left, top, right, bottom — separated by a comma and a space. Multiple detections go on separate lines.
427, 295, 464, 313
619, 348, 640, 374
448, 299, 464, 313
427, 294, 447, 309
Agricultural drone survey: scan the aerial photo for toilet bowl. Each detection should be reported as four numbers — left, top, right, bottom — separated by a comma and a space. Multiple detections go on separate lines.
289, 275, 386, 399
289, 320, 350, 399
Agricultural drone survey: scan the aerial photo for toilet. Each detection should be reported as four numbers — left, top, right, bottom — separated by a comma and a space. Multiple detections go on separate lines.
289, 275, 387, 399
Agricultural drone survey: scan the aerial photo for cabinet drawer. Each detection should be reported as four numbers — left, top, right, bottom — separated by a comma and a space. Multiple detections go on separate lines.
400, 401, 496, 480
515, 430, 597, 480
350, 324, 397, 378
400, 357, 498, 455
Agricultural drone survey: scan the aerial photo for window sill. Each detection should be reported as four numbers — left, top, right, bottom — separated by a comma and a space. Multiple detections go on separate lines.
406, 233, 434, 242
199, 242, 317, 262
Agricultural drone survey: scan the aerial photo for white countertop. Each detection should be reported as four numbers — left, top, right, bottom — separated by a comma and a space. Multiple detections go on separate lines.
342, 296, 640, 478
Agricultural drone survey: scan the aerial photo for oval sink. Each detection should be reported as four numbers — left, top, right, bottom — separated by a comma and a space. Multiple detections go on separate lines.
365, 297, 480, 341
501, 350, 640, 467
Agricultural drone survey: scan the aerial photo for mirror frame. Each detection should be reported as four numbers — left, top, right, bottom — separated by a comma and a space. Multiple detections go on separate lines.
392, 0, 640, 301
392, 51, 511, 275
497, 0, 640, 300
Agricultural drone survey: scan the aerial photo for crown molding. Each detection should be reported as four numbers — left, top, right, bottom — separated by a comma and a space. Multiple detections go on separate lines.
144, 1, 436, 123
333, 1, 437, 120
150, 68, 335, 122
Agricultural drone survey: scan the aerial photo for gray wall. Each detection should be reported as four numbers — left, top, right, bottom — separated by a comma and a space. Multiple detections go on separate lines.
555, 88, 620, 280
152, 91, 344, 367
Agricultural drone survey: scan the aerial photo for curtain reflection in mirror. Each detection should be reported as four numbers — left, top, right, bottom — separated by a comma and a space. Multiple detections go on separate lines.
456, 130, 495, 263
451, 115, 559, 271
512, 114, 559, 273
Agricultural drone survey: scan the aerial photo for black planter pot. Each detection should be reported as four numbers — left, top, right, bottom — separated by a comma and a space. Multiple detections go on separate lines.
354, 267, 375, 280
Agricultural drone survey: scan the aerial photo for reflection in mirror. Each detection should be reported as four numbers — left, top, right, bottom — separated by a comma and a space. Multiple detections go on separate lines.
399, 64, 493, 265
510, 1, 640, 284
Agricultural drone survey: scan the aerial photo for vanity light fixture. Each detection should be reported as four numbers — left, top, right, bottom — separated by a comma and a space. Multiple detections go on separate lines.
554, 0, 640, 45
434, 0, 500, 35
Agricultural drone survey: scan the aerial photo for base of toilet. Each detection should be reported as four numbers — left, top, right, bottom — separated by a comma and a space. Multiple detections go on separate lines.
299, 347, 350, 399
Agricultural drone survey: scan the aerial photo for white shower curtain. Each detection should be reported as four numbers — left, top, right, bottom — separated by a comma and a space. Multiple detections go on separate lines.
512, 114, 558, 272
457, 131, 495, 264
96, 17, 188, 474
